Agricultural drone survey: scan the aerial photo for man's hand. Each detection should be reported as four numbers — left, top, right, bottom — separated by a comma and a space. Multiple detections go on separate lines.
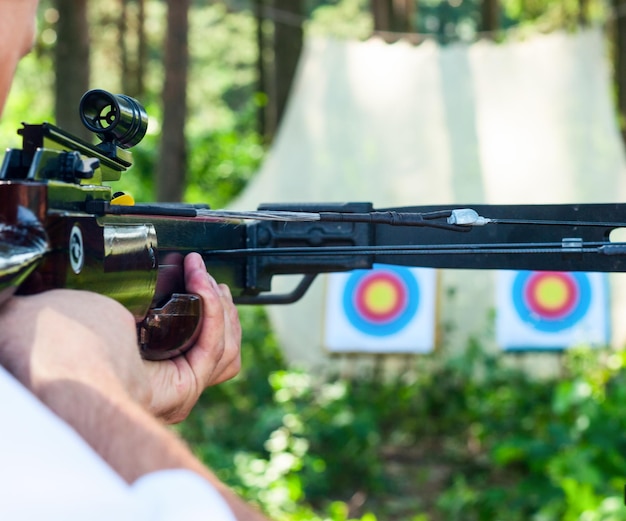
145, 253, 242, 423
0, 253, 241, 423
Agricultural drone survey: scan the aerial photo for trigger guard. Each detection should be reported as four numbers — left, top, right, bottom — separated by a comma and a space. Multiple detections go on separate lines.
138, 293, 202, 361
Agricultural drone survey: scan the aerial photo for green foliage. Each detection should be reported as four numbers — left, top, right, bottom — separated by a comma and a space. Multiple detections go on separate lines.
307, 0, 373, 40
187, 4, 258, 133
0, 2, 262, 208
184, 112, 264, 208
178, 307, 382, 521
115, 113, 264, 208
4, 2, 626, 520
180, 319, 626, 520
115, 3, 263, 206
0, 51, 54, 148
412, 0, 608, 44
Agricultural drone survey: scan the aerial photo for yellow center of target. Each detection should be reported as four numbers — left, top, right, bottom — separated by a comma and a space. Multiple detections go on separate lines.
363, 280, 397, 315
535, 276, 569, 311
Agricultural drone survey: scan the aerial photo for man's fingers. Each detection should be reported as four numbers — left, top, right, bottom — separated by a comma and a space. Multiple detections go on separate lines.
183, 254, 228, 386
205, 284, 241, 385
182, 253, 242, 384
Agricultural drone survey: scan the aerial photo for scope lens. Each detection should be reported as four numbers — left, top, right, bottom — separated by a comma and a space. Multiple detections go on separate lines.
79, 89, 148, 149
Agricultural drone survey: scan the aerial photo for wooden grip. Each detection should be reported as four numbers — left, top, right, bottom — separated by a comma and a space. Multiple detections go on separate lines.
138, 293, 202, 360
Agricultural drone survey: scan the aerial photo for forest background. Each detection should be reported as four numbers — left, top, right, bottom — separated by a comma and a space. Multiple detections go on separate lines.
5, 0, 626, 520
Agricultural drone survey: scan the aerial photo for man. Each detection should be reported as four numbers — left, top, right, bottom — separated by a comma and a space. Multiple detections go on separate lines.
0, 1, 270, 519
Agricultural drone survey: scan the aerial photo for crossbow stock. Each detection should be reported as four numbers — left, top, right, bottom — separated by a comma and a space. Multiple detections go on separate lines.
2, 90, 625, 359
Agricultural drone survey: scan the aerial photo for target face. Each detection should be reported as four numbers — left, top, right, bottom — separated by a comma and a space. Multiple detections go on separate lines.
497, 270, 609, 350
343, 267, 418, 336
324, 265, 436, 353
513, 271, 590, 332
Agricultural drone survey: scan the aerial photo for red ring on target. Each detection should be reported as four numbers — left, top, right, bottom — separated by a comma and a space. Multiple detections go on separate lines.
343, 265, 419, 336
354, 271, 407, 323
512, 271, 591, 333
524, 272, 578, 320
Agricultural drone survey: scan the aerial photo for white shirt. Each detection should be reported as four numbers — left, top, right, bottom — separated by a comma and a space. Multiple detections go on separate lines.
0, 365, 236, 520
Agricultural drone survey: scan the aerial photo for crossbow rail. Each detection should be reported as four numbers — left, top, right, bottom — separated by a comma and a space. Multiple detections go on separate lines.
93, 201, 626, 305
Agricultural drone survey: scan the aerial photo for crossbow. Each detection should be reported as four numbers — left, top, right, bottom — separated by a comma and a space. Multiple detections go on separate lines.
1, 90, 625, 359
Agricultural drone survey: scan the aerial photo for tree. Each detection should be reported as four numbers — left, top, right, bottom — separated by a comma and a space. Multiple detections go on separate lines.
118, 0, 147, 99
372, 0, 415, 35
156, 0, 190, 202
481, 0, 500, 36
613, 0, 626, 142
263, 0, 304, 138
255, 0, 268, 140
54, 0, 90, 140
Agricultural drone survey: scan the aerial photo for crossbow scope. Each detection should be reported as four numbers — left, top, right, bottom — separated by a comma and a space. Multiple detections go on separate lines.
79, 89, 148, 149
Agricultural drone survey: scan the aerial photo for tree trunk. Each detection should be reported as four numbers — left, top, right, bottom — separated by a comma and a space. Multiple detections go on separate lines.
392, 0, 415, 32
156, 0, 190, 202
54, 0, 90, 140
136, 0, 146, 98
372, 0, 415, 39
118, 0, 130, 94
118, 0, 146, 99
255, 0, 268, 141
481, 0, 500, 37
613, 0, 626, 145
578, 0, 588, 25
270, 0, 303, 135
372, 0, 392, 31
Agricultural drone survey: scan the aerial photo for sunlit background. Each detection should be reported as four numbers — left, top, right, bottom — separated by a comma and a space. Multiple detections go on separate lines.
4, 1, 626, 519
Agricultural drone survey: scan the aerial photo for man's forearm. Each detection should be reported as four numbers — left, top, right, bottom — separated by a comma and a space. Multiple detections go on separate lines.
39, 379, 270, 521
0, 289, 257, 518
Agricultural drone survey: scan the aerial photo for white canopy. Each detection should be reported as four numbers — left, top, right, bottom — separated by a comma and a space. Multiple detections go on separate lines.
232, 28, 626, 368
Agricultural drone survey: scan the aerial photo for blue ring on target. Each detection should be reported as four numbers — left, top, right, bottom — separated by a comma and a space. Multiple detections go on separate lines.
342, 265, 419, 336
512, 271, 592, 333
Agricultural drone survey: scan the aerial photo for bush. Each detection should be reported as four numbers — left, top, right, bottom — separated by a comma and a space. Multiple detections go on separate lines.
179, 318, 626, 521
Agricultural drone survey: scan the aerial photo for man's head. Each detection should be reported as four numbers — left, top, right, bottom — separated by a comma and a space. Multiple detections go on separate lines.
0, 0, 40, 116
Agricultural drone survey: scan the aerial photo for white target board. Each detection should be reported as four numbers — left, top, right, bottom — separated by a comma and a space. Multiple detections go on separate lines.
323, 265, 437, 353
496, 270, 610, 351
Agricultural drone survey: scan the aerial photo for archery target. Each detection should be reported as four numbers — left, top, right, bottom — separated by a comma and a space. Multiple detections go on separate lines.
324, 265, 437, 353
496, 270, 610, 350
